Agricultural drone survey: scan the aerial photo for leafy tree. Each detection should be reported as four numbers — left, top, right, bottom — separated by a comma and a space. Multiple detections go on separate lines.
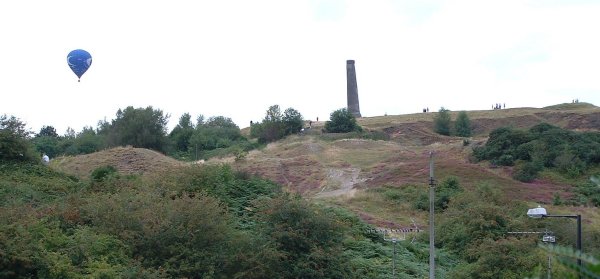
454, 111, 472, 137
74, 126, 105, 154
283, 107, 303, 135
433, 107, 451, 136
196, 114, 205, 126
250, 105, 304, 143
31, 136, 60, 158
32, 126, 61, 158
169, 113, 195, 153
249, 105, 284, 143
64, 127, 76, 139
0, 114, 37, 162
105, 106, 170, 152
205, 116, 238, 129
0, 115, 29, 138
189, 116, 242, 151
264, 105, 283, 122
324, 108, 362, 133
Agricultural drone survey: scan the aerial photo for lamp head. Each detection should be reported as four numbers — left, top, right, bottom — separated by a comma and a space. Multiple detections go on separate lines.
527, 206, 547, 218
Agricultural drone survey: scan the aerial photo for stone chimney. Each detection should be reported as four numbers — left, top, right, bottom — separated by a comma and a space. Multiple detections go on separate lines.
346, 60, 361, 117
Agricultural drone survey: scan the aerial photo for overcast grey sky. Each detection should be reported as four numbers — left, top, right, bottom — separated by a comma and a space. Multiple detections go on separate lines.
1, 0, 599, 134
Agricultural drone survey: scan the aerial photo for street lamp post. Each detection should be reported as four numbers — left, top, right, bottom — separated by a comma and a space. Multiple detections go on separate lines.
527, 206, 582, 277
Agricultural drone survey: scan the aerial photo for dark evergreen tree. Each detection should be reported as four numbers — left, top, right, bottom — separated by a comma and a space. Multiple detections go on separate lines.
434, 107, 451, 136
455, 111, 472, 137
169, 113, 195, 153
36, 125, 58, 138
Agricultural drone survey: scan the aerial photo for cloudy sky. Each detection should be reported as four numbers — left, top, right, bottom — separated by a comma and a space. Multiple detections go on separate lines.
1, 0, 599, 134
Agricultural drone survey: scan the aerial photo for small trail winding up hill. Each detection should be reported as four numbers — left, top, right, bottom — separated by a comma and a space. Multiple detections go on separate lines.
50, 146, 186, 179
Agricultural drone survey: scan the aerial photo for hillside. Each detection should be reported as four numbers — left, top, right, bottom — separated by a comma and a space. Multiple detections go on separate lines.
231, 103, 600, 229
358, 102, 600, 144
51, 103, 600, 237
50, 146, 186, 179
37, 102, 600, 277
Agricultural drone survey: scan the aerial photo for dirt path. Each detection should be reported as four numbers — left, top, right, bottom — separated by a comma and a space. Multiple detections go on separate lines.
314, 167, 365, 198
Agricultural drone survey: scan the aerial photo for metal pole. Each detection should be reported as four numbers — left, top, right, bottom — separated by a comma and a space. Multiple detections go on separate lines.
429, 152, 435, 279
544, 214, 582, 278
576, 214, 582, 274
548, 253, 551, 279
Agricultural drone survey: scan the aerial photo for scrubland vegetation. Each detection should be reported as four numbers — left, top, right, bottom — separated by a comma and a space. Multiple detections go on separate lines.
2, 103, 600, 278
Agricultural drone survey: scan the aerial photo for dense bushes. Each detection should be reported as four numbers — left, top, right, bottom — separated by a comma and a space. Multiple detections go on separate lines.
250, 105, 304, 143
3, 162, 424, 278
474, 123, 600, 181
438, 183, 542, 278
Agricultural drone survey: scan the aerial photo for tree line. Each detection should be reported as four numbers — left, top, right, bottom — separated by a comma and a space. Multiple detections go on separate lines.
433, 108, 472, 137
2, 106, 366, 163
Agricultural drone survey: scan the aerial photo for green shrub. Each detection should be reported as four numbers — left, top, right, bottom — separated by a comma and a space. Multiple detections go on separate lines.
552, 193, 563, 205
455, 111, 472, 137
512, 161, 542, 182
495, 154, 514, 166
554, 152, 586, 178
574, 180, 600, 206
91, 166, 118, 182
324, 108, 362, 133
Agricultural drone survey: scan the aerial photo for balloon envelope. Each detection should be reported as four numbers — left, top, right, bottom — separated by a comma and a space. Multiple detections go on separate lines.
67, 49, 92, 80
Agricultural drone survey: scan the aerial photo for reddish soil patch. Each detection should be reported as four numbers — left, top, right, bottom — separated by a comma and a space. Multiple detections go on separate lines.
362, 146, 573, 204
383, 122, 451, 145
238, 155, 325, 194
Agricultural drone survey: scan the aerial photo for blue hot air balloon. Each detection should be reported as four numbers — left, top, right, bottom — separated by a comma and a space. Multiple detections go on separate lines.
67, 49, 92, 82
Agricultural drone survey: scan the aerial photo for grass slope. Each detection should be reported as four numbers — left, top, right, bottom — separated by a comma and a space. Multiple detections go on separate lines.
49, 146, 185, 179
